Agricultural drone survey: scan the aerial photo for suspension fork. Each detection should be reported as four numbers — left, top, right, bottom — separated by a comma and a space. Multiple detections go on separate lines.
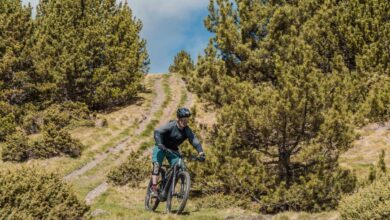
170, 165, 177, 197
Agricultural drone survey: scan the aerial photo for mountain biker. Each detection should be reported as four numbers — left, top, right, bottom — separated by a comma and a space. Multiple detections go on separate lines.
150, 107, 205, 197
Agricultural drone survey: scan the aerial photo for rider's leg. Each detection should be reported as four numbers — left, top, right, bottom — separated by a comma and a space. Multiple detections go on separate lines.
166, 150, 180, 168
152, 162, 160, 184
151, 145, 164, 191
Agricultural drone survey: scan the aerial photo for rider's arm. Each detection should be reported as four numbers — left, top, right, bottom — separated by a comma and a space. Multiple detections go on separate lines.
185, 127, 203, 153
154, 122, 172, 147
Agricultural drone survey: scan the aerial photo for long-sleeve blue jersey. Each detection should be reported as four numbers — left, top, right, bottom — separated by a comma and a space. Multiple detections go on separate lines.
154, 120, 203, 152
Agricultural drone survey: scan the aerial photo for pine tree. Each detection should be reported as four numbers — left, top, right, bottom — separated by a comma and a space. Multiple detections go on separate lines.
32, 0, 86, 106
88, 0, 149, 109
183, 0, 390, 212
0, 0, 35, 105
169, 50, 195, 79
32, 0, 149, 109
0, 0, 32, 139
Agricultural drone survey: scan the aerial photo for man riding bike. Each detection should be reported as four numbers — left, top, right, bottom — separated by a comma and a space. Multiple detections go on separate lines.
150, 107, 205, 197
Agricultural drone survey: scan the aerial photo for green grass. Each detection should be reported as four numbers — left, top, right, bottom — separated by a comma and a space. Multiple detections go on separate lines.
273, 211, 338, 220
91, 187, 249, 220
138, 139, 155, 152
178, 76, 188, 108
162, 74, 172, 106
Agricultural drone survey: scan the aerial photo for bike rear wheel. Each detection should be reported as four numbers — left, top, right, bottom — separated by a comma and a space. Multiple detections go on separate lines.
145, 169, 165, 211
166, 171, 191, 214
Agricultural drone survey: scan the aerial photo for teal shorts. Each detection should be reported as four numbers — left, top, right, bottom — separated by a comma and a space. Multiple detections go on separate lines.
152, 145, 180, 166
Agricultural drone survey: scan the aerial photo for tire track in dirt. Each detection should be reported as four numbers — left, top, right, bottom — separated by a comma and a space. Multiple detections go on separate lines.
85, 74, 184, 205
64, 77, 164, 181
157, 75, 181, 127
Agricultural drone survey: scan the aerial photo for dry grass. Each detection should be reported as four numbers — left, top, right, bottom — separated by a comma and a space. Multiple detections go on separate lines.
0, 75, 158, 176
339, 121, 390, 180
273, 211, 339, 220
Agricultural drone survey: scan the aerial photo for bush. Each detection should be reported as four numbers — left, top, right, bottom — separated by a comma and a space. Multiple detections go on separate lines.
1, 124, 83, 162
339, 173, 390, 220
29, 124, 83, 159
0, 167, 90, 219
260, 168, 357, 213
0, 113, 16, 141
20, 102, 91, 134
1, 130, 29, 162
42, 102, 91, 129
21, 110, 43, 135
107, 151, 149, 187
0, 101, 15, 117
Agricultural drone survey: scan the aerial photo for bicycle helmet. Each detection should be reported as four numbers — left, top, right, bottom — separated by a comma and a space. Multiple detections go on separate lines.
177, 107, 191, 118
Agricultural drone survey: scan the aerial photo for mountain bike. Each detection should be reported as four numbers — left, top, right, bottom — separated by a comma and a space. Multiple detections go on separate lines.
144, 149, 202, 214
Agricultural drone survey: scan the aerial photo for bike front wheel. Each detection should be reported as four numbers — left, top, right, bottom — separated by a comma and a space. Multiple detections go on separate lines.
145, 169, 165, 211
166, 171, 191, 214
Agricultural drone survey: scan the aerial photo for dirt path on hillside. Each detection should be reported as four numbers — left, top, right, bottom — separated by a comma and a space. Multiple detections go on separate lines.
157, 75, 181, 127
64, 77, 164, 181
85, 74, 185, 205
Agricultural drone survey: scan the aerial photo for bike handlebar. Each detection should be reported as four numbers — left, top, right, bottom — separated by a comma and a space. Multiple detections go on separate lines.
164, 149, 204, 162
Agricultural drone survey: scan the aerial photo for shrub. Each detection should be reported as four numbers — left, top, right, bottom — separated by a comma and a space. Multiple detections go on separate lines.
29, 124, 83, 159
0, 101, 15, 116
339, 173, 390, 220
0, 113, 16, 141
42, 102, 91, 129
107, 151, 149, 187
1, 130, 29, 162
21, 110, 43, 135
0, 167, 90, 219
260, 168, 357, 213
2, 124, 83, 162
20, 102, 91, 134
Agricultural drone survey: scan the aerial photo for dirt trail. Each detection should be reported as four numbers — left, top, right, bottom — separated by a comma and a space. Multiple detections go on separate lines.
157, 75, 181, 127
85, 74, 185, 205
64, 77, 164, 181
85, 182, 109, 205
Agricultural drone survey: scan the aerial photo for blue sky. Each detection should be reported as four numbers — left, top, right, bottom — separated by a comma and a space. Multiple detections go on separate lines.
21, 0, 212, 73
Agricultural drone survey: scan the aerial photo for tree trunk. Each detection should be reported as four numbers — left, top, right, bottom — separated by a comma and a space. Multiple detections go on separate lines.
278, 148, 291, 186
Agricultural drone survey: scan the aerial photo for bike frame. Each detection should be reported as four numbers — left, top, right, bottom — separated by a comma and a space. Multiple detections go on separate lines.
145, 149, 202, 213
159, 150, 187, 201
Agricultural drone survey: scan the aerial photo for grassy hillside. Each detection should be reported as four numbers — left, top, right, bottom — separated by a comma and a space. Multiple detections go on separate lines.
1, 73, 388, 220
339, 122, 390, 180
